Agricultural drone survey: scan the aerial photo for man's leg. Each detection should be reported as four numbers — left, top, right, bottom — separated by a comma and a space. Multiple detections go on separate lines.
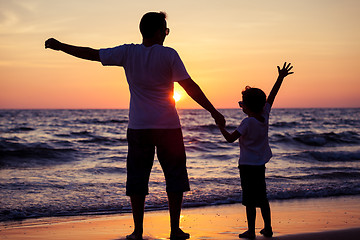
246, 206, 256, 233
168, 192, 189, 239
260, 201, 273, 237
126, 129, 154, 239
127, 195, 146, 239
156, 129, 190, 239
239, 206, 256, 239
260, 201, 271, 229
168, 192, 182, 232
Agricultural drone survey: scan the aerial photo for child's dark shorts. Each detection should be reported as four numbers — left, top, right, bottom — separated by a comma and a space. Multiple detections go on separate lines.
126, 128, 190, 196
239, 164, 268, 207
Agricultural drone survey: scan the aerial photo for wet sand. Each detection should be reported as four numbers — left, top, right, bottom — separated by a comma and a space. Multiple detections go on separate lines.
1, 195, 360, 240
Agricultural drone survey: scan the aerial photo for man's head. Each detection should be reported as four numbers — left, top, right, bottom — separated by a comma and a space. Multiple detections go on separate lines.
241, 86, 266, 114
140, 12, 168, 39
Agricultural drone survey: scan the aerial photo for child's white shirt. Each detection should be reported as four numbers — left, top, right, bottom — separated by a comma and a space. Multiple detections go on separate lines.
236, 103, 272, 166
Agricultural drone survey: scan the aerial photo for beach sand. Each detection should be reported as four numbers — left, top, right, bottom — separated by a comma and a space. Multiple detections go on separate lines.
1, 195, 360, 240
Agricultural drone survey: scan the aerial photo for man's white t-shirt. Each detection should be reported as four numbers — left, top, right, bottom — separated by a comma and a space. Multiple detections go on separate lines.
99, 44, 190, 129
236, 103, 272, 165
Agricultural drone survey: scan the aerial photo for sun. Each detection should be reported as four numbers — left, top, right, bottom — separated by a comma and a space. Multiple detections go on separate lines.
173, 91, 181, 102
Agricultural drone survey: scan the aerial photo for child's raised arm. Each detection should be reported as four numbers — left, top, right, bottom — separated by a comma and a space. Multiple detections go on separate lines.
267, 62, 294, 107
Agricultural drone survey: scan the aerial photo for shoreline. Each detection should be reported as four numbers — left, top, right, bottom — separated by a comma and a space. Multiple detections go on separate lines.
1, 195, 360, 239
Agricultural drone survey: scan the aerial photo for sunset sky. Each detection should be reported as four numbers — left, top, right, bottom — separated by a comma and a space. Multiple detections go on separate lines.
1, 0, 359, 109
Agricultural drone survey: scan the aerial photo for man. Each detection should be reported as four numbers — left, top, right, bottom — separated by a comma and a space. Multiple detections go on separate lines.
45, 11, 225, 240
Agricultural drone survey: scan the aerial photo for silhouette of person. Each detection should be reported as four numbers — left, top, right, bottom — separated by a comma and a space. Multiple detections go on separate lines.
217, 62, 294, 239
45, 11, 225, 240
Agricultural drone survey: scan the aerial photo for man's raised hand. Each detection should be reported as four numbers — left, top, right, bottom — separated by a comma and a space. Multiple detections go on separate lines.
45, 38, 62, 51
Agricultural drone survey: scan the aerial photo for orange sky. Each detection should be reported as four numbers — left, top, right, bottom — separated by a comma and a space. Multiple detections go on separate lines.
1, 0, 359, 109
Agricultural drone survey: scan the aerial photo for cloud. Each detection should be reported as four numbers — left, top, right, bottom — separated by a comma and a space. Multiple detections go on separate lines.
0, 7, 19, 30
0, 0, 73, 35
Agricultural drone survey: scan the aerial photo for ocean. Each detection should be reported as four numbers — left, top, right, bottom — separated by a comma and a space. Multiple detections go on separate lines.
1, 108, 360, 222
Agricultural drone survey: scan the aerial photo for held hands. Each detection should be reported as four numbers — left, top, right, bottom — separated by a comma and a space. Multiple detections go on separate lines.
45, 38, 62, 50
277, 62, 294, 78
212, 110, 226, 128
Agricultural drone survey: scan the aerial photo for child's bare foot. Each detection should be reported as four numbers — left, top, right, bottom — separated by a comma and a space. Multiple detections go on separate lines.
126, 231, 143, 240
238, 230, 255, 239
170, 228, 190, 239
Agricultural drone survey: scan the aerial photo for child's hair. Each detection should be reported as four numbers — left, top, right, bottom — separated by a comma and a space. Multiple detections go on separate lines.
241, 86, 266, 113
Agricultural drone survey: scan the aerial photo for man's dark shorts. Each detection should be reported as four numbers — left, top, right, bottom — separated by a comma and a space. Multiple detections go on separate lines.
239, 164, 268, 207
126, 128, 190, 196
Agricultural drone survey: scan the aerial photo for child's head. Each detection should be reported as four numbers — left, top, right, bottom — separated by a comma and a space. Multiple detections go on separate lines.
240, 86, 266, 114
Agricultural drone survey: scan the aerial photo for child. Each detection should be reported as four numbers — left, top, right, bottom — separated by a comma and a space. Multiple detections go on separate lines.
218, 62, 293, 239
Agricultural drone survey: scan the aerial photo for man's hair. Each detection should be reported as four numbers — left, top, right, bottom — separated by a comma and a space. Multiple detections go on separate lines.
140, 12, 167, 38
242, 86, 266, 113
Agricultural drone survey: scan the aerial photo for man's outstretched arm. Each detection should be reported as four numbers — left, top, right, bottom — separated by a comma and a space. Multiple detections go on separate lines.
45, 38, 100, 62
178, 78, 225, 127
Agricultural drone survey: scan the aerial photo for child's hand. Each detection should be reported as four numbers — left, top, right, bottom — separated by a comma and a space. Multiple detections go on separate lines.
277, 62, 294, 78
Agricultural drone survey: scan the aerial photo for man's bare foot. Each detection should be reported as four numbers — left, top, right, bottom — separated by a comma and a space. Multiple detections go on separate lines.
238, 230, 255, 239
126, 231, 143, 240
170, 228, 190, 239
